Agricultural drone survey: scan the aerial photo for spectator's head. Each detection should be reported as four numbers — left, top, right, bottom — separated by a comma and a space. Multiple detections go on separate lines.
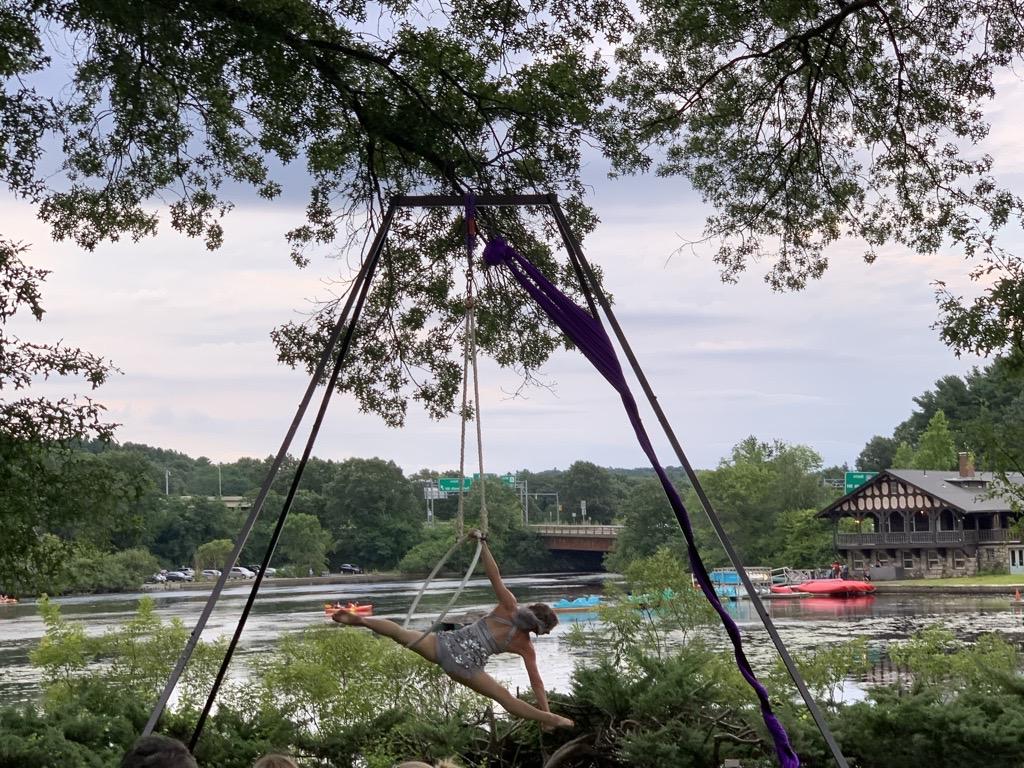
253, 755, 299, 768
121, 735, 198, 768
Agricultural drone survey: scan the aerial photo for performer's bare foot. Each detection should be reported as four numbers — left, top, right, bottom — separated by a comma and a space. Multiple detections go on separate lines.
331, 608, 363, 626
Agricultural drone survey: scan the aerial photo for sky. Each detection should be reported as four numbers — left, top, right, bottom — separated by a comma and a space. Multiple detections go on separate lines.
12, 78, 1024, 477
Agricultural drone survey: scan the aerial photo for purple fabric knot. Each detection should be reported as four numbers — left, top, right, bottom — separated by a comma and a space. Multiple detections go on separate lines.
483, 237, 516, 267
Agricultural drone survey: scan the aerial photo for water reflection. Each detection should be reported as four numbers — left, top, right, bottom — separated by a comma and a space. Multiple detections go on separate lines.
3, 577, 1024, 707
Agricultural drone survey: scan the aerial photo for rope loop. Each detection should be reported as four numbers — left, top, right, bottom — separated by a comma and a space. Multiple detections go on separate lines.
402, 535, 483, 648
402, 193, 489, 649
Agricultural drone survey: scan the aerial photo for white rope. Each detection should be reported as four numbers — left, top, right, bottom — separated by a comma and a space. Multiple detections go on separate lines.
402, 537, 483, 648
402, 213, 490, 643
454, 304, 472, 537
468, 304, 488, 533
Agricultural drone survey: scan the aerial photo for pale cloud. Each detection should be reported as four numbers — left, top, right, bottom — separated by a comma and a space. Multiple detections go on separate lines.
4, 135, 1006, 474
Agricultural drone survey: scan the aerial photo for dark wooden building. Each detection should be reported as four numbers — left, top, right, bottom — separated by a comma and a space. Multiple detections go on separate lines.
816, 456, 1023, 578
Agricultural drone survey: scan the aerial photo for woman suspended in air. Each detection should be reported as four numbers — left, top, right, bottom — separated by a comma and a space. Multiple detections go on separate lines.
331, 530, 573, 729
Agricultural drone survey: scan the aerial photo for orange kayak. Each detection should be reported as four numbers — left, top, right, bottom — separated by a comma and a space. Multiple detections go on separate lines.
324, 602, 373, 616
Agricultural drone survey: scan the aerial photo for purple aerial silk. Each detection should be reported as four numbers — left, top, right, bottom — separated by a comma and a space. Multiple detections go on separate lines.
483, 237, 800, 768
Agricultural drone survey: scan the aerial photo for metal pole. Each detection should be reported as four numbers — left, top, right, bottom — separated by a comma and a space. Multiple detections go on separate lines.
142, 205, 395, 739
548, 199, 849, 768
189, 204, 394, 748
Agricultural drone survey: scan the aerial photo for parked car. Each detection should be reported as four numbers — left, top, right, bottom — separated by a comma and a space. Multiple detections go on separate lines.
165, 570, 193, 582
339, 563, 363, 574
229, 566, 256, 579
245, 565, 276, 576
146, 572, 167, 583
177, 567, 195, 578
201, 569, 221, 579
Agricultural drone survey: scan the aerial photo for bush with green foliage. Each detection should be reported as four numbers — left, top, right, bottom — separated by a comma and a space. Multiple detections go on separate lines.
7, 557, 1024, 767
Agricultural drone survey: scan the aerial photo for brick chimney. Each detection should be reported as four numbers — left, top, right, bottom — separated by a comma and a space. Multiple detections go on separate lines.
958, 452, 975, 478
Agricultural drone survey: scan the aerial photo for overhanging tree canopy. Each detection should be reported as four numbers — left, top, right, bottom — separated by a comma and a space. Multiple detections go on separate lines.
3, 0, 1024, 434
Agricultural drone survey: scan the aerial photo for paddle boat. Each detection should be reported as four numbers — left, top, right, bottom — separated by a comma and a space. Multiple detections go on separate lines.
791, 578, 875, 597
550, 595, 602, 612
324, 601, 373, 616
708, 568, 772, 600
627, 587, 678, 608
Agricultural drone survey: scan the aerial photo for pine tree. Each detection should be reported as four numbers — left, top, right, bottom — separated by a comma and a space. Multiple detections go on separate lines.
913, 411, 958, 470
892, 441, 917, 469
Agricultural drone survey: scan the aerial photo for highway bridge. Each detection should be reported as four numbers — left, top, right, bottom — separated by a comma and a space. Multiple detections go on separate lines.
528, 524, 622, 553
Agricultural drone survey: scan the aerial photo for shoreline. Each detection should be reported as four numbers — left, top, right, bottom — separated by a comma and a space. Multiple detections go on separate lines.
139, 571, 412, 593
871, 582, 1024, 595
12, 573, 1024, 602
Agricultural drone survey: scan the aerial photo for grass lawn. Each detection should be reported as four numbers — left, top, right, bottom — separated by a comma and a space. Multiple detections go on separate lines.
885, 574, 1024, 587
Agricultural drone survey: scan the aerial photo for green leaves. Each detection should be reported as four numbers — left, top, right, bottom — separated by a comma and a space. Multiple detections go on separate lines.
608, 1, 1024, 357
691, 436, 835, 566
0, 240, 119, 444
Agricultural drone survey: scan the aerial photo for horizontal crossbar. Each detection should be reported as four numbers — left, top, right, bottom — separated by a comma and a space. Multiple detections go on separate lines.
390, 193, 556, 208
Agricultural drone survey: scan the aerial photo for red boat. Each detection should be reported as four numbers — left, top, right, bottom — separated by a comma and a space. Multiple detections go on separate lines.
792, 579, 875, 597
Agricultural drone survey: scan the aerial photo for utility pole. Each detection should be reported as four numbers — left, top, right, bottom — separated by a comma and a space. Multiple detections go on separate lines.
217, 464, 222, 497
165, 469, 170, 495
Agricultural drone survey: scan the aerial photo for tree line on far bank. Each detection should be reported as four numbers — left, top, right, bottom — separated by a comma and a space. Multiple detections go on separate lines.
4, 353, 1022, 598
0, 432, 848, 597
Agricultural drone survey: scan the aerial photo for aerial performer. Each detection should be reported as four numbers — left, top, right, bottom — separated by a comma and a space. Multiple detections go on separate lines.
331, 530, 573, 729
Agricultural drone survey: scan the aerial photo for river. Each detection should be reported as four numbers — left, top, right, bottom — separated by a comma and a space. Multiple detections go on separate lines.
2, 573, 1024, 707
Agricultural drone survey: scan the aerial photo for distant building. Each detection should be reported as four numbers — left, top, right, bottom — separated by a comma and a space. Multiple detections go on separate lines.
816, 453, 1023, 578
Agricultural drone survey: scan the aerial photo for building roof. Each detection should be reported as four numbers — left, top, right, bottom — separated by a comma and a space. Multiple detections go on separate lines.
886, 469, 1023, 513
817, 469, 1024, 518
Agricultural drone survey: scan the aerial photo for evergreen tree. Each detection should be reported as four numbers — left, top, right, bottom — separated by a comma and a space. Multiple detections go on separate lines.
913, 411, 958, 470
892, 441, 917, 469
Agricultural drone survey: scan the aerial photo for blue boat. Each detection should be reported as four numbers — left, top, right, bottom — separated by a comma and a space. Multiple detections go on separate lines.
709, 568, 772, 600
551, 595, 602, 612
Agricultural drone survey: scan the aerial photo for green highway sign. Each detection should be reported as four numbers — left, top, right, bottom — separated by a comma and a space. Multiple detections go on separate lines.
438, 477, 472, 493
437, 474, 516, 493
844, 471, 878, 494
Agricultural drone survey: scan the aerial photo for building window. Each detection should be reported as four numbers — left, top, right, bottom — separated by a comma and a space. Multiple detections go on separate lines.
903, 551, 914, 569
853, 557, 864, 571
953, 550, 966, 569
927, 550, 940, 568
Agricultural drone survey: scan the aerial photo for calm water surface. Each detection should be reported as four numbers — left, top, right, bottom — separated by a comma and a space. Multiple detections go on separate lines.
2, 574, 1024, 706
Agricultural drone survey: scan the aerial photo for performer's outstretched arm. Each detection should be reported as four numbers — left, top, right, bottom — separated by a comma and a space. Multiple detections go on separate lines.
521, 645, 550, 713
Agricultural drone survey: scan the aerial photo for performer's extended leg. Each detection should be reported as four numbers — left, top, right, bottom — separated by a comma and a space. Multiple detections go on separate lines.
460, 670, 573, 729
332, 611, 439, 663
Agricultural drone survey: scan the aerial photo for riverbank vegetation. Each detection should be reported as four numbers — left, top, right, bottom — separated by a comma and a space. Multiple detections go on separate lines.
0, 434, 849, 598
3, 553, 1023, 767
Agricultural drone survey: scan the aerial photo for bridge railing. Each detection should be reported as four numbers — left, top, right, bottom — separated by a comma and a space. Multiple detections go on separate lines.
529, 524, 623, 537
